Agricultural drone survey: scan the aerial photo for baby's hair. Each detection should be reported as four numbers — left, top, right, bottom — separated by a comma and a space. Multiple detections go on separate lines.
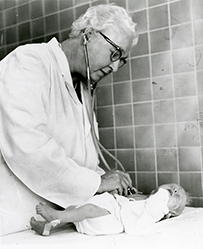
173, 191, 191, 216
69, 4, 138, 46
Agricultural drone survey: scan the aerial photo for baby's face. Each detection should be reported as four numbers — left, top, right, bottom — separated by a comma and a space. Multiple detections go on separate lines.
160, 184, 187, 216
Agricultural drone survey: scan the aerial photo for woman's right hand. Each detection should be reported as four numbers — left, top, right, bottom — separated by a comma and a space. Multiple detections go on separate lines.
97, 170, 132, 196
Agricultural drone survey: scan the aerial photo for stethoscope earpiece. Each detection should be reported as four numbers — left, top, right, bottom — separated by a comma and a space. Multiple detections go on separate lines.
83, 34, 89, 45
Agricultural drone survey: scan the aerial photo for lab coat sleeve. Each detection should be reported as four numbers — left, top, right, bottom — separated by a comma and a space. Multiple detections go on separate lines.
0, 46, 101, 208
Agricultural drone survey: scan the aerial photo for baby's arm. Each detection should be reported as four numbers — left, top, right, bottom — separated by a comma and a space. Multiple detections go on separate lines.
30, 202, 109, 236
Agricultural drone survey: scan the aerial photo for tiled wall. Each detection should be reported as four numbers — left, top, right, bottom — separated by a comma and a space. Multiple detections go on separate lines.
96, 0, 203, 207
0, 0, 203, 207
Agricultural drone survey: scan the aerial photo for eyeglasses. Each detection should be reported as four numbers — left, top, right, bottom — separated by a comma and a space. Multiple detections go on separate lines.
99, 32, 127, 68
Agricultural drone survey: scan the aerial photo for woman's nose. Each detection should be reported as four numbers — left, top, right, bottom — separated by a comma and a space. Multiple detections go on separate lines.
109, 60, 120, 72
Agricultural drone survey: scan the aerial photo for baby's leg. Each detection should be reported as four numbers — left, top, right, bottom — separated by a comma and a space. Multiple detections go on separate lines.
32, 202, 109, 236
36, 202, 109, 223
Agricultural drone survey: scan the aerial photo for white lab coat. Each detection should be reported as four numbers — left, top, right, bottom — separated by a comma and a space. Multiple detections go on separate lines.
0, 38, 105, 235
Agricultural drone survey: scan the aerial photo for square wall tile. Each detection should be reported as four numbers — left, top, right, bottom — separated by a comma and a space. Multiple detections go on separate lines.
157, 148, 177, 171
17, 3, 29, 23
45, 0, 58, 14
170, 0, 191, 25
174, 72, 196, 98
158, 173, 178, 186
2, 0, 16, 9
60, 9, 74, 30
6, 27, 17, 44
0, 10, 4, 29
45, 14, 59, 34
32, 18, 44, 37
31, 0, 43, 19
98, 74, 112, 86
99, 128, 115, 149
131, 10, 148, 33
148, 5, 168, 30
5, 8, 17, 26
116, 127, 134, 149
117, 149, 135, 171
132, 79, 152, 102
172, 48, 195, 73
133, 103, 153, 125
192, 199, 203, 207
154, 99, 175, 124
179, 147, 201, 171
192, 0, 203, 20
171, 24, 193, 49
113, 62, 130, 83
131, 33, 149, 57
128, 0, 147, 12
131, 56, 150, 80
136, 149, 155, 171
115, 105, 133, 127
96, 85, 112, 107
175, 97, 198, 122
150, 28, 170, 54
177, 122, 200, 147
152, 76, 173, 100
18, 22, 30, 41
137, 172, 157, 194
135, 126, 154, 148
155, 124, 176, 147
151, 52, 172, 77
113, 82, 131, 105
196, 46, 203, 71
197, 71, 203, 96
180, 173, 202, 197
194, 20, 203, 45
97, 106, 113, 128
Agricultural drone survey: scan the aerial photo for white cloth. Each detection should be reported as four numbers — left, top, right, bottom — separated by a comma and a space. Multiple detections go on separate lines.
0, 38, 105, 235
74, 189, 169, 235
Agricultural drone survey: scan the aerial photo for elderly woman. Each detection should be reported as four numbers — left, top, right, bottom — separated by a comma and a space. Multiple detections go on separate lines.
0, 4, 138, 235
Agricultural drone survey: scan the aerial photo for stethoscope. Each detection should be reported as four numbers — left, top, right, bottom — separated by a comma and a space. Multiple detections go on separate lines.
82, 33, 125, 172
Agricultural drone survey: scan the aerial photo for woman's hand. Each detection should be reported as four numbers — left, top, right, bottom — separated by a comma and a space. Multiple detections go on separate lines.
97, 170, 132, 196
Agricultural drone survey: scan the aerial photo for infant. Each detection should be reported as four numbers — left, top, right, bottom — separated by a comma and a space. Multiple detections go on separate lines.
30, 183, 190, 236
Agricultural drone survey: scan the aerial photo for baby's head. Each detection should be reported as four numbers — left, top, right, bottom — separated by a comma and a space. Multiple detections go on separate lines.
157, 183, 190, 218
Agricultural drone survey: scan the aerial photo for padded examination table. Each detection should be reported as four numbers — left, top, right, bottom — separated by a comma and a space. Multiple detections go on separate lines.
1, 207, 203, 249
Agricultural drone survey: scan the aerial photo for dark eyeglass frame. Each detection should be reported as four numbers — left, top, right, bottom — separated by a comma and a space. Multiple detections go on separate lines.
98, 31, 127, 68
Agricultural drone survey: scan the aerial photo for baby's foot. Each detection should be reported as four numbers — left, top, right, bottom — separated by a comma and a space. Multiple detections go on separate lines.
30, 217, 60, 236
30, 217, 50, 236
36, 202, 58, 222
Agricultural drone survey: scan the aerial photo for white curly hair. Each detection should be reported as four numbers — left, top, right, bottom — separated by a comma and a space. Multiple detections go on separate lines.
69, 4, 138, 46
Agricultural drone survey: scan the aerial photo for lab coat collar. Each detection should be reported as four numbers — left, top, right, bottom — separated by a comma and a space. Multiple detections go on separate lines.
47, 37, 81, 105
47, 37, 73, 87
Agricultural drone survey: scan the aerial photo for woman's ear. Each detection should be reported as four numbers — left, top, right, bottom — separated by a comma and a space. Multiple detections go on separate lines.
83, 28, 95, 42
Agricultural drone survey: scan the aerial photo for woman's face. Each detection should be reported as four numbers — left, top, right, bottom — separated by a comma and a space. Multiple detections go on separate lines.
86, 27, 134, 83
